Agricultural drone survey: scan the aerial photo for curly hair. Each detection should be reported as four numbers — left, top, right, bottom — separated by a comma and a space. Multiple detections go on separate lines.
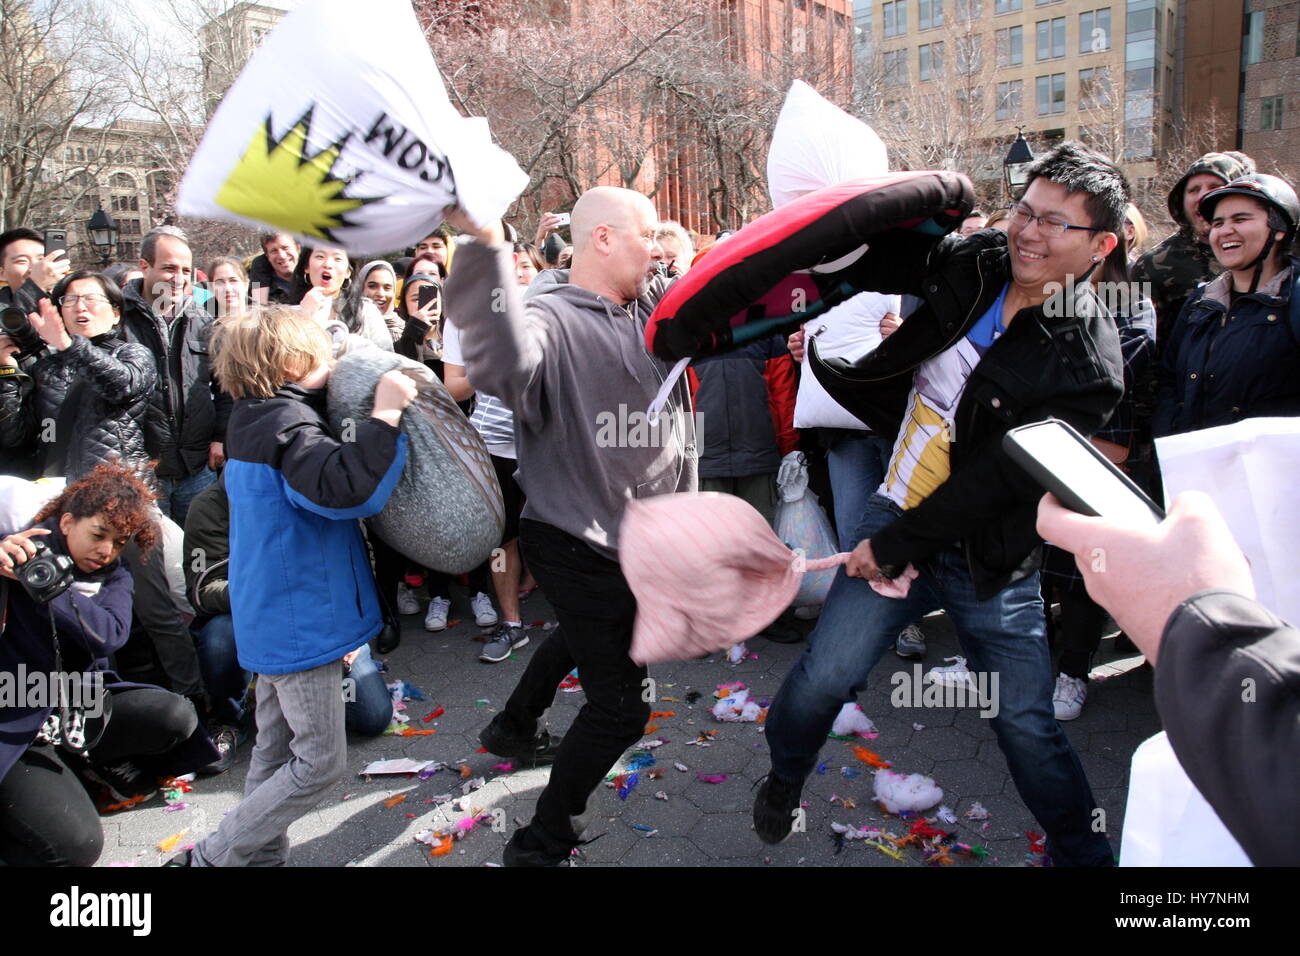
32, 461, 160, 554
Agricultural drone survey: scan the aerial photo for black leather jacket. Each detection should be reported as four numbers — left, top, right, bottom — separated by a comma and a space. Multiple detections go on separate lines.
119, 278, 229, 480
811, 228, 1124, 599
0, 329, 156, 480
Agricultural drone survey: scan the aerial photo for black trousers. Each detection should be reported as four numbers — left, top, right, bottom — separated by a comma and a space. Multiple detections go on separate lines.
1043, 579, 1111, 680
497, 519, 649, 855
0, 686, 196, 866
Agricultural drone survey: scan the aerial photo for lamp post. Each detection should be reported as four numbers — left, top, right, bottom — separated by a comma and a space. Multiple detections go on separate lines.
1003, 128, 1035, 202
86, 207, 119, 268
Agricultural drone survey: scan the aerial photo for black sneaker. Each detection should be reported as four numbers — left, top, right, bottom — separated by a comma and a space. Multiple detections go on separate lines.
88, 759, 157, 803
759, 618, 804, 644
752, 771, 804, 845
479, 717, 562, 766
198, 725, 240, 776
502, 827, 575, 867
163, 849, 193, 867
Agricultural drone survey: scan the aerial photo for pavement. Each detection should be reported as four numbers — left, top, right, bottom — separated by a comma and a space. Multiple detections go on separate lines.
98, 587, 1161, 868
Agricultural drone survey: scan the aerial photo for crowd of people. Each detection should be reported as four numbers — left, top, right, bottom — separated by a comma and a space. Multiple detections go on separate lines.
0, 139, 1296, 867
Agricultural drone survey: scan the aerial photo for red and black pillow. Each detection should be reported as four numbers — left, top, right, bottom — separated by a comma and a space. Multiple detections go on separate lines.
646, 170, 974, 361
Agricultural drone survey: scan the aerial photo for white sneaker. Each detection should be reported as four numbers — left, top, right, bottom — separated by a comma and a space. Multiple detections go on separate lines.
396, 583, 420, 616
924, 656, 976, 691
471, 592, 498, 628
424, 596, 451, 631
1052, 672, 1087, 721
792, 605, 821, 620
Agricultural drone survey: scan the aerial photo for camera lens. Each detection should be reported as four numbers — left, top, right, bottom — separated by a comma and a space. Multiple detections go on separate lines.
25, 562, 53, 587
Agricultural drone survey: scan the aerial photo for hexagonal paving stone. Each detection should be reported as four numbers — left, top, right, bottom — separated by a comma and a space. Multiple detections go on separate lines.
908, 724, 982, 761
618, 835, 714, 866
930, 757, 1010, 798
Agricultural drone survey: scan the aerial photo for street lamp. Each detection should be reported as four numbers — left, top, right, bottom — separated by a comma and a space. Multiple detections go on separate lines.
86, 207, 119, 267
1003, 128, 1035, 201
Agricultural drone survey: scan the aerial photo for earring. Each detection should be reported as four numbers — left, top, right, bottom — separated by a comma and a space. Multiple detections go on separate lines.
1091, 255, 1101, 262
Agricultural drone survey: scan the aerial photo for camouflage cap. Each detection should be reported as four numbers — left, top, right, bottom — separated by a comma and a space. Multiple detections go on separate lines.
1167, 152, 1253, 225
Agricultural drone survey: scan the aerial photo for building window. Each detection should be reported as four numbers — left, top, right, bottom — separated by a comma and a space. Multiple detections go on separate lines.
954, 0, 981, 21
883, 0, 908, 37
1036, 17, 1065, 60
996, 79, 1023, 119
1036, 72, 1065, 114
1079, 8, 1110, 53
996, 25, 1023, 66
1079, 66, 1111, 109
1262, 96, 1284, 132
956, 34, 982, 74
1034, 0, 1062, 5
919, 0, 943, 30
994, 0, 1021, 12
919, 41, 944, 80
884, 48, 909, 86
1244, 11, 1263, 66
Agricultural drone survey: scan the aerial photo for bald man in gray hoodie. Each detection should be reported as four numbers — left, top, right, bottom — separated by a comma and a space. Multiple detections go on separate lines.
445, 188, 697, 865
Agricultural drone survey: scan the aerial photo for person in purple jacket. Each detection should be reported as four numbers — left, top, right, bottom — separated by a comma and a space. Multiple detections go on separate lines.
0, 463, 215, 866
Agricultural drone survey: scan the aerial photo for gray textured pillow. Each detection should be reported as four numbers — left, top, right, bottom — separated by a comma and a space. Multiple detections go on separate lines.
327, 349, 504, 574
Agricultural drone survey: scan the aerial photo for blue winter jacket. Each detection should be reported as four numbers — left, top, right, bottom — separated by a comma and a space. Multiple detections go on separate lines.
1154, 260, 1300, 437
223, 383, 407, 675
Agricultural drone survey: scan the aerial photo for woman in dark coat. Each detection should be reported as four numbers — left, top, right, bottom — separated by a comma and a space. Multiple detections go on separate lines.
0, 271, 156, 481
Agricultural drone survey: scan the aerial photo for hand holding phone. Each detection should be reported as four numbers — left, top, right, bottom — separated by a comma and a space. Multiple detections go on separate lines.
1004, 418, 1164, 528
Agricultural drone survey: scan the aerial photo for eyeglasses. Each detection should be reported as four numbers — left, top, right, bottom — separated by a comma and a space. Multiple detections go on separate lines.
58, 293, 112, 308
1006, 204, 1104, 237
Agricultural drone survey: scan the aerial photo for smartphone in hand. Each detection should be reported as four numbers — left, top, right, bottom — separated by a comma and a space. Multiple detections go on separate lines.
1004, 418, 1165, 529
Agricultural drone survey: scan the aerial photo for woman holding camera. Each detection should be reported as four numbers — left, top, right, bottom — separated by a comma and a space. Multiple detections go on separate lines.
0, 464, 215, 866
0, 271, 156, 481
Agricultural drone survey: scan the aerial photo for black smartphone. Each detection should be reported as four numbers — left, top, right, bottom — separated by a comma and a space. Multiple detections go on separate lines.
417, 284, 440, 312
1003, 418, 1165, 529
43, 229, 68, 255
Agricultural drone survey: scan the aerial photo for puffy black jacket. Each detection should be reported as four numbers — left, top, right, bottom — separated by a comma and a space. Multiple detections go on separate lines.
1153, 261, 1299, 438
0, 330, 156, 480
811, 228, 1123, 599
119, 278, 230, 480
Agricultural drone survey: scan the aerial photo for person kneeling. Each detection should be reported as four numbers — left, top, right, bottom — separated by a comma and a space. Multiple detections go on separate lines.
0, 464, 217, 866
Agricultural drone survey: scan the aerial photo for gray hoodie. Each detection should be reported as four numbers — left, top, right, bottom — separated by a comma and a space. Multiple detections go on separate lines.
446, 241, 697, 558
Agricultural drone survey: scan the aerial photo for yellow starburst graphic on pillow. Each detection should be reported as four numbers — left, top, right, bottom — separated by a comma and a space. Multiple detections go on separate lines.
215, 106, 378, 243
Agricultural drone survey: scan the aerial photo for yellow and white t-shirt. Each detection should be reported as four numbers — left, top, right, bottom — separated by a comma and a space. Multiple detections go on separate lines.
881, 284, 1009, 510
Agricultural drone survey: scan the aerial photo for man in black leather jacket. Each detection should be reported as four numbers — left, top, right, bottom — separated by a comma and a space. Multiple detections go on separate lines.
757, 143, 1126, 866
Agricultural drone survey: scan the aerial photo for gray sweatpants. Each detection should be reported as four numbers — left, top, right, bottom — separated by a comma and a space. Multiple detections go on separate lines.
190, 659, 346, 866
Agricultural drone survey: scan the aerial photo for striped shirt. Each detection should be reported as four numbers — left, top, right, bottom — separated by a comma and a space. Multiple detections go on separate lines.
441, 318, 517, 457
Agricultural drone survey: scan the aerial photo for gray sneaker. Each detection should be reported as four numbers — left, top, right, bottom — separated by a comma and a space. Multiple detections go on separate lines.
480, 623, 530, 663
895, 623, 927, 659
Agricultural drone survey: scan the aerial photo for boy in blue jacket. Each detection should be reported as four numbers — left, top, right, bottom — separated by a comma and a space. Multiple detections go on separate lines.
184, 306, 414, 867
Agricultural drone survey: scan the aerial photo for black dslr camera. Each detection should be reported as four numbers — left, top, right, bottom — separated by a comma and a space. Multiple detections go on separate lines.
0, 306, 45, 363
16, 539, 75, 603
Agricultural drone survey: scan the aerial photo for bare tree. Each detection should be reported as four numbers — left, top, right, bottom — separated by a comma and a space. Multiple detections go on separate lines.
93, 0, 261, 264
0, 0, 124, 232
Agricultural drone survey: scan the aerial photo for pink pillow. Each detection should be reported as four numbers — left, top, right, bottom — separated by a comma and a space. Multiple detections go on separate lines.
621, 493, 846, 664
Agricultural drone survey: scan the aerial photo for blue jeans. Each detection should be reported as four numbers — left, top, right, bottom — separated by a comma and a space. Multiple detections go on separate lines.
764, 494, 1113, 866
193, 614, 252, 729
193, 617, 390, 737
344, 644, 392, 737
157, 467, 218, 526
825, 433, 894, 551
